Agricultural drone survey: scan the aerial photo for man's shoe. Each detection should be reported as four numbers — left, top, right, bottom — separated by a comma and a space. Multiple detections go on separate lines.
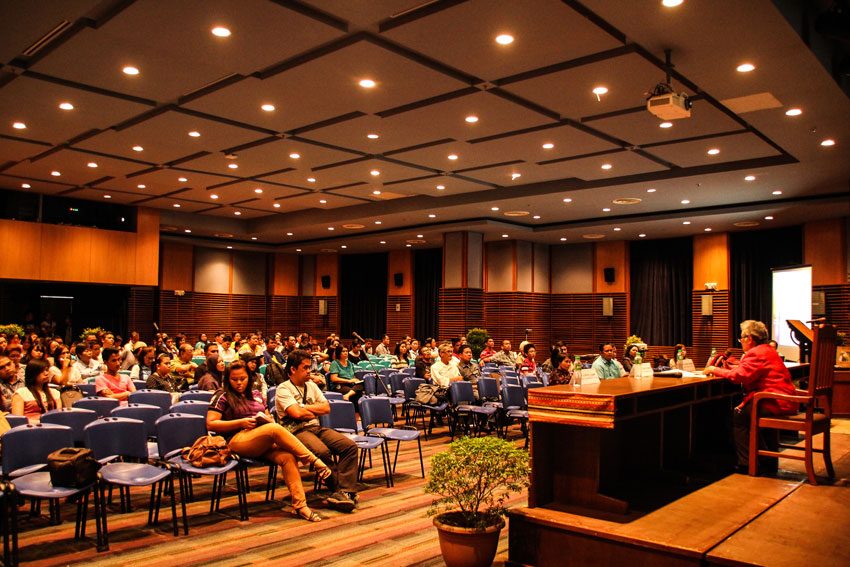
346, 492, 359, 504
327, 491, 355, 512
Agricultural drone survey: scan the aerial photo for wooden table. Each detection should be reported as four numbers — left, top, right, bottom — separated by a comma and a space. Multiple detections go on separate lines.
527, 375, 738, 514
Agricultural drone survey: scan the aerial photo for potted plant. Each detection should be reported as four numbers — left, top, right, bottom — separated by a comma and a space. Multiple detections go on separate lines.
425, 436, 530, 567
465, 328, 490, 359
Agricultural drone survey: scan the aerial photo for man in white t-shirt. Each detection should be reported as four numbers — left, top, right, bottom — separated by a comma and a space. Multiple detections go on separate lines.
430, 343, 461, 388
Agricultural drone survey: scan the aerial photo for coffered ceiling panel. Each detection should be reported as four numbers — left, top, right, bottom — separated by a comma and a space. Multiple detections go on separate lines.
2, 148, 142, 187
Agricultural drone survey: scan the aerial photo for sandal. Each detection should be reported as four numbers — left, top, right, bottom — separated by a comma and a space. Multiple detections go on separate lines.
296, 507, 323, 522
313, 458, 332, 482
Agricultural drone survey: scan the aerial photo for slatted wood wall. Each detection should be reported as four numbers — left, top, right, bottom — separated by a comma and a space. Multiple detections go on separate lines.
484, 292, 551, 360
438, 288, 484, 340
815, 284, 850, 336
127, 286, 155, 342
691, 290, 731, 367
550, 293, 628, 356
268, 296, 302, 335
386, 295, 413, 339
296, 296, 338, 340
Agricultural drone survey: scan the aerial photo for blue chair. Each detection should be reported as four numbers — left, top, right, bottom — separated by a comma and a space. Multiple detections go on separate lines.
447, 381, 498, 440
354, 369, 375, 382
501, 376, 520, 388
477, 377, 502, 406
73, 397, 119, 418
402, 377, 448, 439
155, 413, 246, 521
325, 400, 390, 487
401, 367, 417, 376
169, 400, 208, 417
4, 415, 28, 428
77, 383, 97, 397
85, 417, 183, 539
324, 391, 344, 401
390, 373, 407, 399
132, 380, 147, 391
179, 391, 213, 403
359, 397, 424, 482
501, 385, 529, 448
41, 407, 98, 446
128, 390, 172, 416
110, 403, 163, 459
2, 423, 106, 553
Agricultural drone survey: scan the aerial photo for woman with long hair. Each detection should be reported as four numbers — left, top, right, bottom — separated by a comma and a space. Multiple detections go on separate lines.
206, 361, 331, 522
24, 341, 46, 365
389, 342, 409, 370
12, 358, 60, 422
197, 353, 225, 391
328, 345, 362, 403
130, 346, 156, 383
49, 345, 74, 385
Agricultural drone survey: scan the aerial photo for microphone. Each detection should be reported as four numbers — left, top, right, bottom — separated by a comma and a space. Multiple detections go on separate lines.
806, 317, 826, 324
352, 331, 365, 343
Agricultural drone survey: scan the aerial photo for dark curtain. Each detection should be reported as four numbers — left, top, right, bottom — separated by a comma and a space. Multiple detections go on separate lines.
414, 248, 441, 341
340, 253, 387, 340
731, 226, 803, 332
629, 237, 693, 345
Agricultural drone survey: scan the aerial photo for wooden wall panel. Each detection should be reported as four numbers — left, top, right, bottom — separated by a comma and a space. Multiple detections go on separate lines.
594, 241, 628, 294
268, 296, 302, 335
484, 292, 550, 361
691, 290, 731, 368
135, 208, 159, 285
0, 220, 42, 280
40, 224, 92, 282
693, 232, 729, 290
388, 250, 412, 295
815, 284, 850, 337
438, 288, 484, 341
805, 219, 847, 286
315, 254, 338, 297
486, 241, 514, 292
271, 254, 299, 296
550, 293, 628, 356
128, 286, 155, 342
90, 230, 136, 284
300, 296, 338, 339
387, 295, 413, 339
159, 242, 193, 291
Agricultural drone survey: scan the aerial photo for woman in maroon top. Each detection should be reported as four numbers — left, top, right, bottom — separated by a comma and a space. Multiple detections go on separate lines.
206, 361, 331, 522
706, 320, 796, 472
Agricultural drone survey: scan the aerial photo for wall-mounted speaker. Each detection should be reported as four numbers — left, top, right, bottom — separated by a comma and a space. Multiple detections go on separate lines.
318, 299, 327, 316
321, 275, 331, 289
603, 267, 615, 283
393, 272, 403, 287
812, 291, 826, 316
701, 294, 713, 317
602, 296, 614, 317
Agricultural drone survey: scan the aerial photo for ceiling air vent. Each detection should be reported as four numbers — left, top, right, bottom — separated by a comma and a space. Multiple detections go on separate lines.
23, 21, 72, 56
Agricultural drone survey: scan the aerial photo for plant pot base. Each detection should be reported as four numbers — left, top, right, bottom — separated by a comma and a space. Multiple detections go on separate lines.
434, 515, 505, 567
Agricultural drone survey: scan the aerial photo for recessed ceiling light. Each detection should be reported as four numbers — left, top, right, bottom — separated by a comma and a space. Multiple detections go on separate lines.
704, 228, 712, 232
448, 154, 458, 160
436, 185, 445, 190
373, 190, 381, 195
137, 184, 146, 189
367, 133, 379, 139
406, 244, 412, 247
359, 79, 376, 88
254, 188, 263, 194
563, 198, 572, 203
234, 211, 241, 215
504, 211, 529, 217
341, 245, 347, 249
296, 248, 302, 252
59, 102, 74, 110
821, 139, 835, 146
659, 122, 673, 128
683, 221, 691, 225
601, 163, 612, 170
428, 214, 436, 218
583, 234, 605, 239
533, 215, 541, 219
592, 86, 608, 101
736, 63, 755, 73
511, 173, 521, 180
261, 104, 275, 111
560, 237, 567, 241
210, 194, 219, 199
188, 131, 200, 137
50, 171, 60, 176
647, 188, 657, 193
132, 145, 143, 152
744, 175, 756, 181
370, 170, 380, 176
307, 177, 316, 183
87, 162, 98, 168
184, 229, 191, 233
707, 148, 720, 155
662, 0, 683, 6
12, 122, 26, 129
274, 203, 281, 208
416, 234, 424, 238
227, 246, 232, 249
772, 190, 783, 195
613, 227, 621, 231
251, 237, 257, 241
765, 216, 774, 220
602, 208, 611, 212
173, 203, 180, 208
379, 241, 386, 244
495, 34, 514, 45
328, 227, 334, 230
612, 198, 641, 205
639, 233, 646, 237
289, 153, 300, 159
491, 207, 499, 211
103, 194, 111, 199
319, 199, 327, 204
228, 163, 238, 169
178, 177, 187, 182
122, 66, 139, 75
501, 234, 509, 238
21, 183, 30, 189
785, 108, 802, 116
211, 27, 231, 37
542, 143, 554, 149
287, 232, 293, 236
465, 115, 478, 123
375, 221, 382, 225
343, 224, 365, 229
681, 199, 690, 204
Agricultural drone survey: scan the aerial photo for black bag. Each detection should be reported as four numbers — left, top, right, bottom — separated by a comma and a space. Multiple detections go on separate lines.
264, 361, 287, 387
47, 447, 101, 488
59, 384, 84, 407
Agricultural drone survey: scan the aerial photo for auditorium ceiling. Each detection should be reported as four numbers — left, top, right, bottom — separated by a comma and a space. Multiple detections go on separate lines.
1, 0, 848, 253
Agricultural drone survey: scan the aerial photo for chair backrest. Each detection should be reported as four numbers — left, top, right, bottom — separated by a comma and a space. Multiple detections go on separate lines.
503, 370, 518, 377
132, 380, 147, 391
354, 369, 374, 381
809, 324, 838, 395
1, 423, 74, 476
85, 417, 148, 461
448, 381, 475, 405
403, 377, 425, 401
41, 407, 98, 445
378, 368, 394, 378
128, 389, 173, 415
259, 364, 267, 377
526, 382, 545, 390
324, 391, 344, 401
78, 383, 97, 397
110, 403, 162, 438
390, 373, 407, 394
363, 374, 378, 396
502, 384, 526, 410
169, 400, 209, 417
155, 413, 208, 459
73, 396, 120, 418
477, 377, 500, 401
4, 414, 29, 428
267, 386, 277, 412
401, 367, 417, 376
179, 391, 214, 403
501, 376, 520, 388
359, 397, 393, 430
522, 374, 541, 384
327, 400, 359, 432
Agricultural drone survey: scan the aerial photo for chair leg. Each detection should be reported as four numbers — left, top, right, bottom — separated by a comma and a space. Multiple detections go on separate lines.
168, 477, 178, 536
177, 473, 188, 535
804, 430, 817, 485
823, 427, 835, 478
417, 438, 425, 478
96, 480, 109, 552
748, 418, 759, 477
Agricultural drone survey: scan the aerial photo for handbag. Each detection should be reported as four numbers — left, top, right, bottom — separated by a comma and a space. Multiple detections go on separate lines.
60, 384, 84, 407
47, 447, 101, 488
181, 433, 232, 467
415, 383, 439, 405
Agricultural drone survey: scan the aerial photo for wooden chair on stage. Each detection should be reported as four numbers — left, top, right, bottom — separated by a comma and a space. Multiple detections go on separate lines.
749, 324, 837, 484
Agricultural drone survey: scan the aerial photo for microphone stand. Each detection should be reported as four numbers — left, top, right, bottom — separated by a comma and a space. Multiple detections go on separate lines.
354, 332, 392, 396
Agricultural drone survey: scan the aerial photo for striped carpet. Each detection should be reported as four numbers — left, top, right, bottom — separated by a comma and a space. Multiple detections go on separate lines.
15, 421, 527, 567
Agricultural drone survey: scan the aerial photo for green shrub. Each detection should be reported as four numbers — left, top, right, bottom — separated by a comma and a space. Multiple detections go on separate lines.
465, 328, 489, 358
0, 324, 24, 338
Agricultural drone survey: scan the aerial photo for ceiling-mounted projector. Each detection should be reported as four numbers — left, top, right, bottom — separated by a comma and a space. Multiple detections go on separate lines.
647, 92, 691, 120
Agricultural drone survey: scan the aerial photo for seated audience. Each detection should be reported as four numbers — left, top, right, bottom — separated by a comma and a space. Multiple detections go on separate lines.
547, 347, 574, 386
490, 340, 518, 368
96, 347, 136, 403
518, 343, 539, 376
592, 343, 625, 380
415, 345, 433, 380
328, 345, 361, 403
147, 353, 179, 398
541, 341, 568, 373
478, 338, 498, 365
49, 346, 74, 385
621, 344, 640, 373
197, 353, 225, 391
374, 334, 391, 356
263, 336, 286, 365
390, 342, 410, 370
194, 333, 208, 353
349, 341, 368, 363
457, 345, 481, 398
130, 346, 156, 383
207, 360, 332, 522
12, 358, 60, 422
430, 343, 461, 387
170, 344, 198, 390
219, 335, 237, 363
669, 343, 687, 367
408, 339, 420, 361
0, 355, 23, 412
72, 343, 100, 382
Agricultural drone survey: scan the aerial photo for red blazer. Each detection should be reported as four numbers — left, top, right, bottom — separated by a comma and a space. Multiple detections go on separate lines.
714, 343, 797, 414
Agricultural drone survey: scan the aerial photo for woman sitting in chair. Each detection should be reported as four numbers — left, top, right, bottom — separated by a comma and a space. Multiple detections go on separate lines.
706, 320, 796, 473
11, 358, 61, 423
206, 360, 332, 522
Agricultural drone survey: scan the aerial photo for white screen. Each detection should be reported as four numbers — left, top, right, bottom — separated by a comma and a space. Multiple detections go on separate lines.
771, 265, 812, 362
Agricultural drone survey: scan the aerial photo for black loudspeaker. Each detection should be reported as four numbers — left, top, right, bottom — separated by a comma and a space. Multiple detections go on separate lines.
321, 275, 331, 289
603, 267, 615, 283
393, 272, 403, 287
